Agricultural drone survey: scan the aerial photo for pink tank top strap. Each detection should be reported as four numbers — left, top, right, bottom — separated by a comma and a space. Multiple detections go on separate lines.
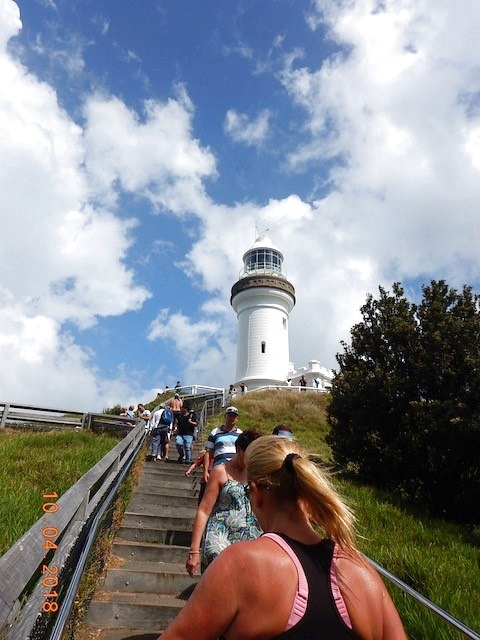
262, 533, 308, 629
330, 544, 353, 628
263, 533, 353, 631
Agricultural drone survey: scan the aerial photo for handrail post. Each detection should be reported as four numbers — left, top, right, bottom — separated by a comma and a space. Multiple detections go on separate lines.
74, 494, 89, 522
0, 403, 10, 429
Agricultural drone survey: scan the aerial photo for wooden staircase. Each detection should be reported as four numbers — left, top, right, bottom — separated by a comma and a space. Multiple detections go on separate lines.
79, 457, 200, 640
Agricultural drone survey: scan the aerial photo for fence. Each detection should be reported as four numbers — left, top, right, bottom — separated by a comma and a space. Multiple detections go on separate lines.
0, 421, 146, 640
0, 402, 88, 430
0, 402, 139, 434
247, 384, 330, 394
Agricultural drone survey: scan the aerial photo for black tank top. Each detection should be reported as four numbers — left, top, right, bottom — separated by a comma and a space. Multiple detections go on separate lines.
271, 534, 359, 639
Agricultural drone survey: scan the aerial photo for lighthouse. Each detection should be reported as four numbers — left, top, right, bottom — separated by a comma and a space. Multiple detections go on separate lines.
230, 234, 296, 390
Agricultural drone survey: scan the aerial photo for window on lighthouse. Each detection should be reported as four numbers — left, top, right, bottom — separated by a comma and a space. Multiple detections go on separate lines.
261, 341, 266, 353
246, 249, 282, 274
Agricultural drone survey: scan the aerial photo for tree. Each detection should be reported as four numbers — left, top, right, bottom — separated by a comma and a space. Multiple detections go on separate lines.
327, 280, 480, 523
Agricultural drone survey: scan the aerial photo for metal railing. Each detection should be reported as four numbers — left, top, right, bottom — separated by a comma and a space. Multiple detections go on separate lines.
367, 556, 480, 639
246, 384, 330, 394
0, 422, 146, 640
48, 433, 146, 640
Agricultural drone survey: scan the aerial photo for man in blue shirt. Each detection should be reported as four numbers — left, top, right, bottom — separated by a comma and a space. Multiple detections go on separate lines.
202, 406, 242, 482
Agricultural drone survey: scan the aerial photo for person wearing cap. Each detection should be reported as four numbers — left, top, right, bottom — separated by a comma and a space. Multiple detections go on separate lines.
162, 436, 407, 640
202, 406, 242, 483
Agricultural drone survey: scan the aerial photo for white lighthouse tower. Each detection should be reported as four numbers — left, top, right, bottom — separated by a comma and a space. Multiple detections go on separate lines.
230, 234, 296, 390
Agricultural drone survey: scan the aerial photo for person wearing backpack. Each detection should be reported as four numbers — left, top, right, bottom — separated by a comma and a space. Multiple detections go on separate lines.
150, 404, 173, 461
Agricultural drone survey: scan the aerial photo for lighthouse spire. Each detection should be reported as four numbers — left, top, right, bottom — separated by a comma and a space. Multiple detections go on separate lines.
254, 222, 270, 243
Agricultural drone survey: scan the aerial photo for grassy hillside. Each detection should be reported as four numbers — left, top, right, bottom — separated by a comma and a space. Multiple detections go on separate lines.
204, 391, 480, 639
206, 389, 332, 461
0, 429, 121, 555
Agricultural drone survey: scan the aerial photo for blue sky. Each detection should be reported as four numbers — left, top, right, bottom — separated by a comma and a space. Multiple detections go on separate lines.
1, 0, 480, 410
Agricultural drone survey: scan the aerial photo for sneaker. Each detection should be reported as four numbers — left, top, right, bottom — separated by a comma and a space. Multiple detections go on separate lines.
177, 454, 184, 462
156, 455, 161, 460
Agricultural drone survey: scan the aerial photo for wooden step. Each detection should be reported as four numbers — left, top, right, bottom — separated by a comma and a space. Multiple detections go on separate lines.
85, 592, 190, 629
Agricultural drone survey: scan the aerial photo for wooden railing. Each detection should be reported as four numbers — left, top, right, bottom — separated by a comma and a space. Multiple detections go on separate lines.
0, 401, 88, 430
0, 421, 146, 639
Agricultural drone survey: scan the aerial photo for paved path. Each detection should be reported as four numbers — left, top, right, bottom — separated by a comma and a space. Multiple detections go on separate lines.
80, 456, 200, 640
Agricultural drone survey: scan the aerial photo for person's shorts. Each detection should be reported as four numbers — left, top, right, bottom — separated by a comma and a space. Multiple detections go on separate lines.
159, 428, 170, 445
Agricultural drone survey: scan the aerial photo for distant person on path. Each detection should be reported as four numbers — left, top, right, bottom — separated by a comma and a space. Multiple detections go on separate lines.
137, 404, 151, 430
272, 424, 294, 439
150, 404, 173, 460
175, 404, 198, 464
299, 375, 307, 391
148, 419, 162, 461
163, 435, 407, 640
285, 378, 292, 387
175, 380, 181, 390
186, 430, 262, 577
166, 393, 183, 431
203, 406, 242, 482
126, 405, 135, 419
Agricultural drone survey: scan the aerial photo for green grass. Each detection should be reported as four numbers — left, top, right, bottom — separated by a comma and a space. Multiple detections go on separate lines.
0, 429, 121, 555
207, 390, 332, 462
205, 391, 480, 639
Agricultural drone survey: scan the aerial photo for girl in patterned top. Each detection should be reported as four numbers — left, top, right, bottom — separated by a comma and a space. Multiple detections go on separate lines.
185, 429, 262, 577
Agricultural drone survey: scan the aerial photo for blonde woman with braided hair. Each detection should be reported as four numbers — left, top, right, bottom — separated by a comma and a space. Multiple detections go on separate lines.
160, 436, 406, 640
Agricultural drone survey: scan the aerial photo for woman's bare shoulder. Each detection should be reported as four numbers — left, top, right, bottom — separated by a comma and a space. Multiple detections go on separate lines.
335, 549, 407, 640
208, 463, 227, 482
336, 550, 388, 602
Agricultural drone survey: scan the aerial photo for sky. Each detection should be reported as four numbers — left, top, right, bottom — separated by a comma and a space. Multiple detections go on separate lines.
1, 0, 479, 411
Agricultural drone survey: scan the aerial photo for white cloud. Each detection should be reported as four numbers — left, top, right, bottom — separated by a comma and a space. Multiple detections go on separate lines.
0, 0, 21, 49
224, 108, 272, 147
0, 3, 218, 409
2, 0, 480, 410
275, 0, 480, 285
83, 85, 217, 212
147, 309, 235, 386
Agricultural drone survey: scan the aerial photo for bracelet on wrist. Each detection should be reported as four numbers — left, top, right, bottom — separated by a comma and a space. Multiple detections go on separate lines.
189, 550, 200, 554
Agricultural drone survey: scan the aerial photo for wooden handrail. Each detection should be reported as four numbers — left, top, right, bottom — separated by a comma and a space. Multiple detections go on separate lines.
0, 422, 146, 637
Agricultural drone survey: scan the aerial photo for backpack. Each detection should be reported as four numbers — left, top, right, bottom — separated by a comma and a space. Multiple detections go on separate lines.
160, 408, 173, 426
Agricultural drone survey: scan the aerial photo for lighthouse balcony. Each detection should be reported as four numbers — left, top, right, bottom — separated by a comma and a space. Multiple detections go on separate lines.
238, 265, 288, 279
